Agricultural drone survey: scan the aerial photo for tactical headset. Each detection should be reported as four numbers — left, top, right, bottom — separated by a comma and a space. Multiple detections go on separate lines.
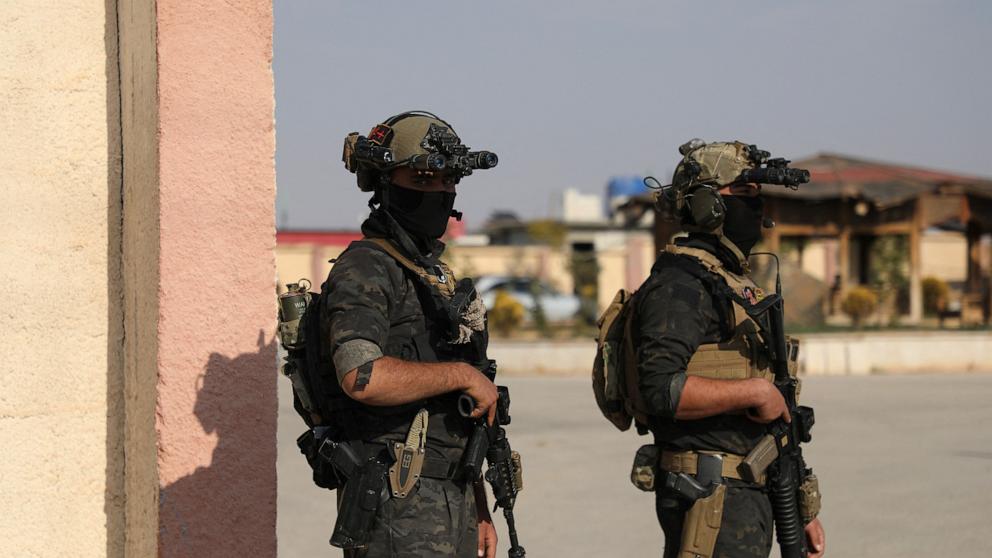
647, 139, 810, 232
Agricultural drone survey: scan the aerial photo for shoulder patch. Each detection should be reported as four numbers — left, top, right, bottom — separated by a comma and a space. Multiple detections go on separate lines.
742, 286, 758, 305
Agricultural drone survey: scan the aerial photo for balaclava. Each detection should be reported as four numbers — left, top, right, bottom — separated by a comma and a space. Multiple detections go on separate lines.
721, 194, 764, 257
384, 183, 456, 243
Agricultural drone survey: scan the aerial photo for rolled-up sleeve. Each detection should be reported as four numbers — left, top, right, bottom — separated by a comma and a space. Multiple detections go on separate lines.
635, 277, 711, 418
322, 248, 396, 384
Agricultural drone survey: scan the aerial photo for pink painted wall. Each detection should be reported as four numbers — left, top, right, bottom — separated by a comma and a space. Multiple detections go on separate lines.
154, 2, 277, 556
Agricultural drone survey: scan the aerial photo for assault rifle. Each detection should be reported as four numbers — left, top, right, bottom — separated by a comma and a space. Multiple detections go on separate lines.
459, 362, 526, 558
740, 256, 816, 558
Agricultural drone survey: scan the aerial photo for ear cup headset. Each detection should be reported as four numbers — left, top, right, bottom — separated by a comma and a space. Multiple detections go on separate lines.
645, 138, 811, 234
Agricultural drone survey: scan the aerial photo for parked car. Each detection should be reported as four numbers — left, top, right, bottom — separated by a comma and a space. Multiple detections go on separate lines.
475, 275, 581, 322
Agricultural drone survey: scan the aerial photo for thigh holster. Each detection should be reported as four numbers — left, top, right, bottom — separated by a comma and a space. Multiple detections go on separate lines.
679, 484, 726, 558
661, 450, 758, 558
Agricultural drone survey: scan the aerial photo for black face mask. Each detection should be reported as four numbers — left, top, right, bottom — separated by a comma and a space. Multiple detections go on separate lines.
722, 195, 764, 257
384, 183, 456, 242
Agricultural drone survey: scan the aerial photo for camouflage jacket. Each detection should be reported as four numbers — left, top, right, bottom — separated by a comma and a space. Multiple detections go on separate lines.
632, 235, 766, 455
318, 212, 476, 456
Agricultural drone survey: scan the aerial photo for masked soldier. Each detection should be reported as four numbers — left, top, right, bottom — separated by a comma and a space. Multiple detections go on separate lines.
633, 140, 825, 557
319, 111, 501, 557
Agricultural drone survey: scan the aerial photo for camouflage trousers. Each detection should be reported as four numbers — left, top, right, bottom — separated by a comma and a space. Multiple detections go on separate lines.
656, 483, 773, 558
344, 477, 478, 558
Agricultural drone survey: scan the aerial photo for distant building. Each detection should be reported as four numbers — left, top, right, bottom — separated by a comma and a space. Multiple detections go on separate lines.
634, 153, 992, 324
561, 188, 606, 223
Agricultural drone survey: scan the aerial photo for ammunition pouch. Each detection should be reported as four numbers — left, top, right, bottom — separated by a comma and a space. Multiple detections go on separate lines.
799, 474, 821, 522
631, 444, 661, 492
296, 428, 340, 490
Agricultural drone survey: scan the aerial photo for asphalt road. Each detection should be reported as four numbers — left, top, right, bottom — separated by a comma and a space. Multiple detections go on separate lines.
277, 374, 992, 557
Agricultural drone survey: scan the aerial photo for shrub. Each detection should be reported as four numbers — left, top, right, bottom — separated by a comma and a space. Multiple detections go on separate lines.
841, 287, 878, 328
488, 290, 525, 337
922, 276, 949, 315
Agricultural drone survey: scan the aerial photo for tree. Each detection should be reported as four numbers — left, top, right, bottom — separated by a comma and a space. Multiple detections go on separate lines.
922, 276, 949, 316
841, 287, 878, 328
869, 235, 908, 324
526, 220, 567, 248
488, 290, 525, 337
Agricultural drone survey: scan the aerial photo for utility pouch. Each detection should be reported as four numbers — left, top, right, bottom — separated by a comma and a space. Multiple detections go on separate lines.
283, 358, 316, 414
678, 483, 727, 558
799, 474, 822, 522
318, 438, 363, 481
631, 444, 661, 492
330, 455, 389, 550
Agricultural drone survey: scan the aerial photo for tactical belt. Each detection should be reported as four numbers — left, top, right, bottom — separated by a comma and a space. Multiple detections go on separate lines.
661, 449, 765, 486
419, 455, 466, 481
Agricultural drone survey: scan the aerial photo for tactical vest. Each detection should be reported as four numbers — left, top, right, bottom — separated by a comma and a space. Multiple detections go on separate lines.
668, 244, 777, 384
318, 237, 483, 445
279, 236, 487, 489
592, 243, 799, 432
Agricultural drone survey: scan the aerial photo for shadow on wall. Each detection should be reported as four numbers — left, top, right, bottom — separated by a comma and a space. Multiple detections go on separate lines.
159, 333, 278, 558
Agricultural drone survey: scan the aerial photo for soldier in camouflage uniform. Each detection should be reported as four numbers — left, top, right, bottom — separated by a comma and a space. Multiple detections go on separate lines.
320, 111, 501, 557
633, 141, 825, 558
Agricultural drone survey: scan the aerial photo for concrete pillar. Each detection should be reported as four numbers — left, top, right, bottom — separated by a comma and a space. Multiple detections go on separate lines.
0, 2, 125, 555
625, 233, 649, 291
838, 229, 851, 290
652, 203, 683, 252
907, 198, 925, 324
122, 1, 277, 556
987, 235, 992, 323
0, 1, 276, 556
966, 221, 982, 293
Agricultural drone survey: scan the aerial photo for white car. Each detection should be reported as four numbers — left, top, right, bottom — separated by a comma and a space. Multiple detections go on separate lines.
475, 275, 581, 322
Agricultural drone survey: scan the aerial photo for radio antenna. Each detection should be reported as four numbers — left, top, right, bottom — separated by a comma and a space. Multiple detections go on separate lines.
750, 251, 782, 296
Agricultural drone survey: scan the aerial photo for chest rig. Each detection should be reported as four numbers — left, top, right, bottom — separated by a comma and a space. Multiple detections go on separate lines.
662, 244, 799, 384
357, 237, 486, 363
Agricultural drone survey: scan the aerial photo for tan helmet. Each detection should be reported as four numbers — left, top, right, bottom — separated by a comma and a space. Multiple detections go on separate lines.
342, 111, 498, 192
669, 140, 757, 217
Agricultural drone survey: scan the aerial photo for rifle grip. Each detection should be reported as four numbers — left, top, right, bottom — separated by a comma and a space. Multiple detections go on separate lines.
457, 394, 476, 418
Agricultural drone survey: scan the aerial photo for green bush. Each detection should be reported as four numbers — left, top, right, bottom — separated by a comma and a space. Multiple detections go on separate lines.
841, 287, 878, 328
922, 276, 949, 315
488, 290, 525, 337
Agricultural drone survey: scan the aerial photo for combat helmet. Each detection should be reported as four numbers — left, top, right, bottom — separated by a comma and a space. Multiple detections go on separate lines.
660, 139, 809, 234
342, 111, 498, 192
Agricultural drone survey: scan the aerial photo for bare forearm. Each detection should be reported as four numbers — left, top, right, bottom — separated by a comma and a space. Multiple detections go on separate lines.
674, 376, 768, 420
340, 356, 472, 406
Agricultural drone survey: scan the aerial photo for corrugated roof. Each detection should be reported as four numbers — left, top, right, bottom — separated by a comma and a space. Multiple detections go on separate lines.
766, 153, 992, 207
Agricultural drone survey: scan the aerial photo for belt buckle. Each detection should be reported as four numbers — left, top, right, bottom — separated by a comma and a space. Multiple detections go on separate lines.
696, 453, 724, 486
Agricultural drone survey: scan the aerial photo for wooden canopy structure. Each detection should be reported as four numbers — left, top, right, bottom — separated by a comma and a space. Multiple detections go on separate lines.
649, 153, 992, 323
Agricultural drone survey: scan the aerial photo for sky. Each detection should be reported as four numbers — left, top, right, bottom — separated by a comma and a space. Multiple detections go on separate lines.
275, 0, 992, 231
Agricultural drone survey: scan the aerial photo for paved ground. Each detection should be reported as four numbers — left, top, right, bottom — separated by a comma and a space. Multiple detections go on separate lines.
278, 374, 992, 557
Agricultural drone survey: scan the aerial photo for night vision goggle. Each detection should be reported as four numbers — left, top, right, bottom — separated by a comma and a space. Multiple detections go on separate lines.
735, 144, 810, 189
342, 123, 498, 176
674, 138, 811, 190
